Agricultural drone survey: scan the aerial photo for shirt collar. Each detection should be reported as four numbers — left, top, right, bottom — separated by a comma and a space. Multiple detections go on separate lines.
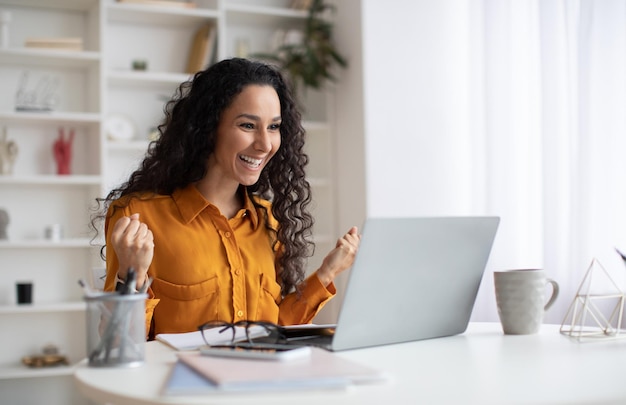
241, 189, 260, 228
172, 185, 259, 228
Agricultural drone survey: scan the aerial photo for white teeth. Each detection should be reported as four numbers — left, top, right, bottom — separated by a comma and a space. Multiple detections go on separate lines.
240, 155, 262, 167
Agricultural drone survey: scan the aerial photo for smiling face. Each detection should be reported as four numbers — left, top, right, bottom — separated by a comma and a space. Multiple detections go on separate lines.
208, 84, 282, 188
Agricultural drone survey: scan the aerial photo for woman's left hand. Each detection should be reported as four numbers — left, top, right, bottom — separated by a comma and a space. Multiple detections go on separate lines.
316, 226, 361, 287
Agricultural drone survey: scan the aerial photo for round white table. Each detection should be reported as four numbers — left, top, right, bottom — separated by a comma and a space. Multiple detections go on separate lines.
74, 323, 626, 404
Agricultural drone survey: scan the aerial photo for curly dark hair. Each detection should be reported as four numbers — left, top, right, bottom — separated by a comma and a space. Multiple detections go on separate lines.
91, 58, 314, 296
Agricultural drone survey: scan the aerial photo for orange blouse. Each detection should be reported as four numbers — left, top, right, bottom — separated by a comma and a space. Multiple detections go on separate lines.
103, 185, 335, 338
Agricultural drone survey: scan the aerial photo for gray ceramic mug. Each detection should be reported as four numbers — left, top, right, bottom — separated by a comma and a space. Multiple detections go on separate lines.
494, 269, 559, 335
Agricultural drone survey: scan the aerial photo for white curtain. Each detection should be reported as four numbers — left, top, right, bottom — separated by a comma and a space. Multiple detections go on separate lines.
471, 0, 626, 325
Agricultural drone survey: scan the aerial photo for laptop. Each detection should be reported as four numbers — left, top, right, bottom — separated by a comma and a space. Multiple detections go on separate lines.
282, 216, 500, 351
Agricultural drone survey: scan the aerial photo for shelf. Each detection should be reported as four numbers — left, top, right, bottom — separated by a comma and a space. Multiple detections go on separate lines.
0, 111, 101, 125
0, 364, 77, 380
106, 2, 218, 26
0, 0, 98, 11
0, 238, 96, 249
0, 175, 102, 185
225, 3, 308, 19
224, 3, 307, 28
0, 48, 100, 69
0, 301, 85, 314
107, 70, 191, 87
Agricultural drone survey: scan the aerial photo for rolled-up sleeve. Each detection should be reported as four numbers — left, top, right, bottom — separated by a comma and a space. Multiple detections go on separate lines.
278, 274, 336, 325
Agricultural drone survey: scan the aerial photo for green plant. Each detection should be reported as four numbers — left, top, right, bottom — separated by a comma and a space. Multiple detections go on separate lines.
254, 0, 347, 94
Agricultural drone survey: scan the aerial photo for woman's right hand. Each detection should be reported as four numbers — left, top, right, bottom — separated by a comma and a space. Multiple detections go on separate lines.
110, 213, 154, 288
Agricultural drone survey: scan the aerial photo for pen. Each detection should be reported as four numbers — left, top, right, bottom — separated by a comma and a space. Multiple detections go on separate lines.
78, 278, 113, 320
123, 268, 136, 295
77, 279, 95, 297
89, 268, 143, 364
90, 300, 121, 363
104, 266, 134, 362
118, 268, 137, 362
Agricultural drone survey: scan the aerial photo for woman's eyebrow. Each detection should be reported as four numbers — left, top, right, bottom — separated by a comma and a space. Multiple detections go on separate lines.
236, 113, 260, 121
236, 114, 281, 122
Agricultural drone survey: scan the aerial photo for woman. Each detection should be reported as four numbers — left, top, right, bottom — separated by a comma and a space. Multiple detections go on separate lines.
93, 58, 360, 340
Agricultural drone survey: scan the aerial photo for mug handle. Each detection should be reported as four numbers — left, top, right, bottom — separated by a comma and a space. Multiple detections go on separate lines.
544, 278, 559, 311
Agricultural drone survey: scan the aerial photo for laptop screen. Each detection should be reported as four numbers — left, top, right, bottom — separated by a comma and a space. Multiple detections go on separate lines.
331, 216, 500, 351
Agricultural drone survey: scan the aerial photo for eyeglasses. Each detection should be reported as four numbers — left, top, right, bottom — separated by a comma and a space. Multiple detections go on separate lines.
197, 320, 286, 348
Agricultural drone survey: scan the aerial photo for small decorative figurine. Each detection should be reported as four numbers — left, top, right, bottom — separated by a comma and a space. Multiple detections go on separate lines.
22, 344, 69, 368
0, 126, 18, 175
15, 71, 59, 112
131, 59, 147, 71
0, 208, 8, 239
53, 127, 74, 175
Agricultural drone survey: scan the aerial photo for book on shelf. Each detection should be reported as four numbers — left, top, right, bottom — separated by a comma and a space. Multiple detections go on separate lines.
116, 0, 197, 8
162, 348, 386, 395
185, 23, 217, 74
24, 37, 83, 51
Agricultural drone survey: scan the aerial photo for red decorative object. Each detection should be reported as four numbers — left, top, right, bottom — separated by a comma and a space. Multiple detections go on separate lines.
53, 127, 74, 175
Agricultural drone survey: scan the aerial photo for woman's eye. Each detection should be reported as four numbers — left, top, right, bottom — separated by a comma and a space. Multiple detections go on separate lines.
269, 123, 281, 131
240, 123, 254, 129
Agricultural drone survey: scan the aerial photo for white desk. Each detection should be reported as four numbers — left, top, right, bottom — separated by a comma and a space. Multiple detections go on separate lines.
74, 323, 626, 405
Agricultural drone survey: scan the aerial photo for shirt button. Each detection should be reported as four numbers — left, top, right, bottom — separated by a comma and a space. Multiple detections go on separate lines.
224, 231, 231, 238
235, 269, 241, 276
237, 310, 244, 317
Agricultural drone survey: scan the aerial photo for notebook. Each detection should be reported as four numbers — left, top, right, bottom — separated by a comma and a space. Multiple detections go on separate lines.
286, 216, 500, 351
165, 347, 385, 395
162, 355, 349, 396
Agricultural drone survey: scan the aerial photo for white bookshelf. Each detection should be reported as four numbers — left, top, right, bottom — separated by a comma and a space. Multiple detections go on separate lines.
0, 0, 337, 403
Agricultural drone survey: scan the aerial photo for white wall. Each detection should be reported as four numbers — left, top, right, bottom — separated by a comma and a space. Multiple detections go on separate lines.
333, 0, 481, 226
331, 0, 497, 322
361, 0, 476, 217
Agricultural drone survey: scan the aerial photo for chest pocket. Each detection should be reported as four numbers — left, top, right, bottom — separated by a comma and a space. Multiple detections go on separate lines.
254, 273, 282, 322
151, 276, 219, 334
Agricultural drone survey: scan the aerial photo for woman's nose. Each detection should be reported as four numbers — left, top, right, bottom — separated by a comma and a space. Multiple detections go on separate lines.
254, 129, 272, 152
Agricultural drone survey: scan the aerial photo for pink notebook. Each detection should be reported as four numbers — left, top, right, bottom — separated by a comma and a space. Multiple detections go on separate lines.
176, 347, 386, 391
